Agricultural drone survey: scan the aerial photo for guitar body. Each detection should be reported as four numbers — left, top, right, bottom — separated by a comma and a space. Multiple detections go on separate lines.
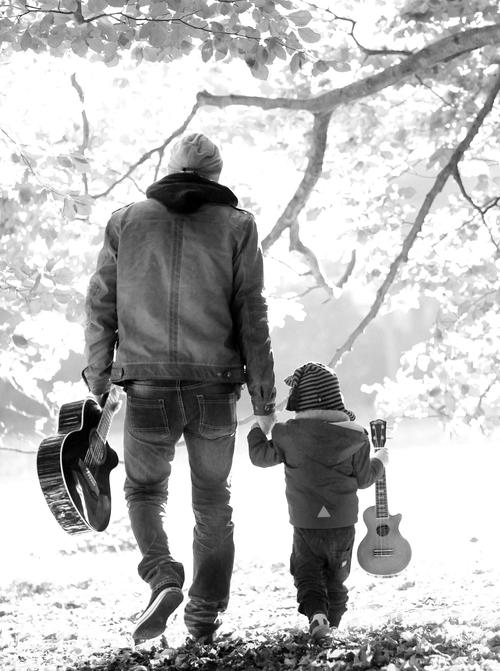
37, 398, 119, 535
357, 506, 412, 576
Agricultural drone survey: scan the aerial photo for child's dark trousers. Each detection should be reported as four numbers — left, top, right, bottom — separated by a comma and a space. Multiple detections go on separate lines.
290, 525, 355, 627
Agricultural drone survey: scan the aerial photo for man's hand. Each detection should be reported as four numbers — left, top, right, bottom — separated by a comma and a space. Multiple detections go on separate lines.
373, 447, 389, 466
254, 413, 277, 435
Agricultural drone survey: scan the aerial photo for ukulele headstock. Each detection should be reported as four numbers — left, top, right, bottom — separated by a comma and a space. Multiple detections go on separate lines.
370, 419, 387, 449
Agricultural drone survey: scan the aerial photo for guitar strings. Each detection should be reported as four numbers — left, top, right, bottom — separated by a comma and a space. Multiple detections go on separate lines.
85, 389, 119, 468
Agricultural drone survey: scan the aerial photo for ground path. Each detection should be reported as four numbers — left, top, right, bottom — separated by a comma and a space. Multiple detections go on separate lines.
1, 428, 500, 670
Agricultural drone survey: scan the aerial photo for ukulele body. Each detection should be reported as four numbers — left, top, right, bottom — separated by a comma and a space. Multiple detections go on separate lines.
357, 505, 412, 576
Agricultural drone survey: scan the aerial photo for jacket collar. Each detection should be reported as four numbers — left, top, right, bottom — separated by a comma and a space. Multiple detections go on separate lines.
294, 409, 350, 422
145, 172, 238, 214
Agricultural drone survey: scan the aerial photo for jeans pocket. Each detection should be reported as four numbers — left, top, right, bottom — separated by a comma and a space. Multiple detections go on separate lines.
127, 397, 171, 439
197, 393, 237, 439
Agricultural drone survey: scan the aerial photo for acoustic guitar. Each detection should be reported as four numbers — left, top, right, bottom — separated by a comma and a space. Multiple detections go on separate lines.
37, 386, 121, 535
357, 419, 412, 576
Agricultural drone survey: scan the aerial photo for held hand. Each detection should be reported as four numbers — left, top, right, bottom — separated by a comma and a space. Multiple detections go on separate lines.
254, 413, 277, 435
374, 447, 389, 466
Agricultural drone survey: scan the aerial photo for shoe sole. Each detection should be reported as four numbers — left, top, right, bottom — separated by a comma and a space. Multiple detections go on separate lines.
133, 588, 183, 643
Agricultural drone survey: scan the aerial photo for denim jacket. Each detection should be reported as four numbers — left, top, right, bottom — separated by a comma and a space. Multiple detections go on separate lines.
83, 175, 276, 415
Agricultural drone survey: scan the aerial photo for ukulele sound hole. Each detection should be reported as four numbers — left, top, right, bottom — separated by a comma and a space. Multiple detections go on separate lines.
376, 524, 390, 537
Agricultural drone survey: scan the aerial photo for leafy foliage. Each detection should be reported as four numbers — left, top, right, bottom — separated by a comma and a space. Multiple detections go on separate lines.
2, 0, 500, 443
1, 0, 332, 79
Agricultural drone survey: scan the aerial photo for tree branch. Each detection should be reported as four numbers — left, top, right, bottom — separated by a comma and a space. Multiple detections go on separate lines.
452, 167, 500, 254
91, 100, 200, 199
262, 111, 331, 253
336, 249, 356, 290
262, 111, 333, 292
70, 73, 90, 195
197, 24, 500, 113
328, 67, 500, 369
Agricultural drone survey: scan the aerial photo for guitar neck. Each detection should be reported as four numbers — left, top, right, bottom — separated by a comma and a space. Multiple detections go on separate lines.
96, 386, 121, 443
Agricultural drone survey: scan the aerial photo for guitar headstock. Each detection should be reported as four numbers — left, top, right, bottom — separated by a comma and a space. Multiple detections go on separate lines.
370, 419, 387, 448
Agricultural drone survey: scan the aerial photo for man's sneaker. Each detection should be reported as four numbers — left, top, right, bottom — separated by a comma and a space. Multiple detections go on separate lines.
132, 586, 183, 644
309, 612, 330, 641
184, 598, 221, 643
187, 617, 223, 645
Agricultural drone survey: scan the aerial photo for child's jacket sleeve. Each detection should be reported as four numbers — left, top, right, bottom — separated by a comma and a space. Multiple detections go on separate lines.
352, 441, 385, 488
247, 425, 283, 467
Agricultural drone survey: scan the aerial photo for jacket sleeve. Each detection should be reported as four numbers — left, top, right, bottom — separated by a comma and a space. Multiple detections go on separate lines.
82, 213, 120, 394
247, 425, 283, 467
232, 214, 276, 415
352, 439, 385, 489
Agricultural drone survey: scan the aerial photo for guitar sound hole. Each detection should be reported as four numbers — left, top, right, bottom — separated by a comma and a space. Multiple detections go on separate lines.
376, 524, 390, 537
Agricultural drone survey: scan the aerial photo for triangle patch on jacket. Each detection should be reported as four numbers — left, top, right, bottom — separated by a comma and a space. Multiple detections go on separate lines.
317, 506, 331, 518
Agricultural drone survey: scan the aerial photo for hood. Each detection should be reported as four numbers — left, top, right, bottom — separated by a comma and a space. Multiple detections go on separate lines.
145, 173, 238, 214
275, 415, 368, 467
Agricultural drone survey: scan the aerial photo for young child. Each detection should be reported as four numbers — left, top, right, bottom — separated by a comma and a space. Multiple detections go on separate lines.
247, 362, 388, 641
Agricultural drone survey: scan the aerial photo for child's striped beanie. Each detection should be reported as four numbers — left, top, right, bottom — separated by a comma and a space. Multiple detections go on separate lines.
284, 362, 356, 420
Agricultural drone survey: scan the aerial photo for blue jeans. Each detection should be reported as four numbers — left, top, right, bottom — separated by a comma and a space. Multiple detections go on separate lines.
290, 526, 355, 627
123, 380, 239, 629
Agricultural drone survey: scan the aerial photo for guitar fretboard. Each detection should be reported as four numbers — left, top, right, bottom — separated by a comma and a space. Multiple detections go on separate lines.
85, 386, 121, 466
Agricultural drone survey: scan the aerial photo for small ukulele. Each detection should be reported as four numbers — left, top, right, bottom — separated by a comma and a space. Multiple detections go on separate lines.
357, 419, 411, 576
37, 386, 121, 535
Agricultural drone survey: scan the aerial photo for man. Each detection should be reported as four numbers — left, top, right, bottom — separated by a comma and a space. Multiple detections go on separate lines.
83, 133, 276, 644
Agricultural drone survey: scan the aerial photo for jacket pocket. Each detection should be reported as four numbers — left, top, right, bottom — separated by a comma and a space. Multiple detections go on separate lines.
196, 392, 237, 439
126, 397, 171, 439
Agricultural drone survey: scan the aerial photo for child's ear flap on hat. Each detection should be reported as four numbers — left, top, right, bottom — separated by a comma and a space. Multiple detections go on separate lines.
286, 386, 299, 411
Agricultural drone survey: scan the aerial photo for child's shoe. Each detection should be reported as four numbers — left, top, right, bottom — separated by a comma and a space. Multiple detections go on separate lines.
309, 612, 330, 641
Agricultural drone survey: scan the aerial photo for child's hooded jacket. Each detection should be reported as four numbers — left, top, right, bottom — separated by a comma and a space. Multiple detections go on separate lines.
248, 409, 384, 529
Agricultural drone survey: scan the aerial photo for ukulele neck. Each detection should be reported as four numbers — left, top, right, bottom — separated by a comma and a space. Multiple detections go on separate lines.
375, 461, 389, 519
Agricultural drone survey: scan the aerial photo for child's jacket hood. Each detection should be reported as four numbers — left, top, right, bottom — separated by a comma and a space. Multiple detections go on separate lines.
273, 411, 368, 467
146, 173, 238, 214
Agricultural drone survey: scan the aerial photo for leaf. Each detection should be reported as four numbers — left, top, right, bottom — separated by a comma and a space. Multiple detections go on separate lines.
87, 0, 108, 12
201, 39, 213, 62
331, 60, 351, 72
70, 152, 90, 173
71, 38, 88, 56
20, 30, 34, 51
250, 63, 269, 80
399, 186, 416, 199
288, 9, 312, 26
47, 25, 66, 48
12, 334, 29, 348
289, 51, 305, 74
312, 59, 329, 76
57, 154, 73, 169
150, 0, 169, 19
298, 27, 321, 43
62, 197, 77, 220
148, 22, 170, 48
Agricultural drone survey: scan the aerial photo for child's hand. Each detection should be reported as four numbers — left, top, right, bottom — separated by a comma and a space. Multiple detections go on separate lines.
374, 447, 389, 466
254, 413, 277, 435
